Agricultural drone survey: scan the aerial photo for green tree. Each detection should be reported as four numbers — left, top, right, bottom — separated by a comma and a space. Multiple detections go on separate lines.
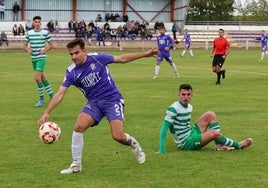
187, 0, 235, 21
234, 0, 268, 21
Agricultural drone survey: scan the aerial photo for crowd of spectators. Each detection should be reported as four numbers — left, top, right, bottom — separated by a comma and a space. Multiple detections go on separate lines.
66, 13, 161, 45
47, 20, 59, 33
12, 23, 25, 36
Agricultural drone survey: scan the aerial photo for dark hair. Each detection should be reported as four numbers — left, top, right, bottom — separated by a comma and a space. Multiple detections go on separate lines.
158, 26, 166, 30
33, 16, 41, 21
219, 28, 224, 32
66, 38, 85, 49
179, 84, 192, 91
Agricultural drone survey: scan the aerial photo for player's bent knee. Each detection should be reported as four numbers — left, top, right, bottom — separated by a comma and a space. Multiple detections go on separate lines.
205, 111, 216, 119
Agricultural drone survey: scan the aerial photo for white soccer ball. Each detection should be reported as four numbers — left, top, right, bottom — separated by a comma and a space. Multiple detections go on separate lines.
38, 122, 61, 144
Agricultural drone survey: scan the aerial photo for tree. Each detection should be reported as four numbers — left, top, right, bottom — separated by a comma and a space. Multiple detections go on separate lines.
187, 0, 235, 21
234, 0, 268, 21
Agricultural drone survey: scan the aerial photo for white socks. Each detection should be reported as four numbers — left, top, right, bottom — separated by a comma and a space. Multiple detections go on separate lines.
72, 131, 84, 164
154, 65, 160, 76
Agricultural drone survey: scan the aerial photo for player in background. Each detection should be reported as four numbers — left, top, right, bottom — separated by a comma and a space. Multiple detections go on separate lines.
210, 28, 230, 85
24, 16, 54, 107
153, 26, 179, 79
38, 38, 160, 174
157, 83, 253, 153
179, 29, 194, 57
256, 30, 268, 61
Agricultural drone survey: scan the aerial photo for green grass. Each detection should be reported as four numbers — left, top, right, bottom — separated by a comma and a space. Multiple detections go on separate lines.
0, 48, 267, 188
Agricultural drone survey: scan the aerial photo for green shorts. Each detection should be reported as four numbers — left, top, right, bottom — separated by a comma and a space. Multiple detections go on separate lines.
32, 59, 46, 72
181, 124, 202, 150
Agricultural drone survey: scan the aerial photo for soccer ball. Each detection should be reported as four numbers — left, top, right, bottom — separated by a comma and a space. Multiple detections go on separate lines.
38, 122, 61, 144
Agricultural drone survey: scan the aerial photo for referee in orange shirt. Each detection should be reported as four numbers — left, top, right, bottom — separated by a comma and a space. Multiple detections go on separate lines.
210, 28, 230, 85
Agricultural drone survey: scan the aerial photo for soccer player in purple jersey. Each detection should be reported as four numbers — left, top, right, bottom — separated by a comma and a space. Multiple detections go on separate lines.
38, 38, 160, 174
153, 26, 179, 79
179, 29, 194, 57
256, 30, 268, 61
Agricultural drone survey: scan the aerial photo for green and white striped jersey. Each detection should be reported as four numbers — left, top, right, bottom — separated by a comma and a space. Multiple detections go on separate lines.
164, 101, 193, 148
25, 29, 52, 61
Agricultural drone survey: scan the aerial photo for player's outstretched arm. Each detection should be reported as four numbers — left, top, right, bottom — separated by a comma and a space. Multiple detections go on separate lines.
38, 86, 68, 125
114, 47, 159, 63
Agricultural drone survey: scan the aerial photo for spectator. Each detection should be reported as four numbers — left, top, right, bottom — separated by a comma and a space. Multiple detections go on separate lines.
12, 2, 20, 21
110, 29, 117, 40
13, 24, 18, 36
110, 13, 115, 22
25, 20, 33, 31
75, 28, 81, 38
0, 31, 8, 46
123, 13, 129, 22
145, 28, 153, 40
103, 21, 111, 32
88, 20, 95, 31
68, 20, 73, 32
97, 28, 106, 46
79, 27, 87, 39
117, 25, 125, 40
128, 28, 139, 40
105, 13, 111, 22
73, 21, 78, 33
18, 24, 25, 36
0, 1, 5, 20
114, 13, 121, 22
171, 22, 181, 40
96, 14, 102, 22
55, 20, 59, 33
47, 20, 55, 32
140, 27, 146, 40
78, 20, 86, 30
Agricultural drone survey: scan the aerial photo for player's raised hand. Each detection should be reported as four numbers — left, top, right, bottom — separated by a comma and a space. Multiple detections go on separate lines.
145, 47, 160, 57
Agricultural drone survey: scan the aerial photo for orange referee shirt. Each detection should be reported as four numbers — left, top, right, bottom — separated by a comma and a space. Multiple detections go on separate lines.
213, 37, 230, 55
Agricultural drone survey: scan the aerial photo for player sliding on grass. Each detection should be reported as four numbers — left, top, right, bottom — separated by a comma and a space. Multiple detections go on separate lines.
157, 83, 252, 153
38, 38, 160, 174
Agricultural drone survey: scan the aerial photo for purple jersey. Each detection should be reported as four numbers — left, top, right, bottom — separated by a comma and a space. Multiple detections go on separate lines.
157, 33, 173, 55
62, 52, 123, 101
184, 33, 191, 46
261, 34, 268, 49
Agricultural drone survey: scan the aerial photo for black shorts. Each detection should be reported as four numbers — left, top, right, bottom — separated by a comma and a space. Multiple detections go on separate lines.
212, 54, 225, 67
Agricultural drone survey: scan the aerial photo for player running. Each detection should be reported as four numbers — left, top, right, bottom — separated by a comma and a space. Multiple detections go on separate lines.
256, 30, 268, 61
38, 38, 160, 174
179, 29, 194, 57
153, 26, 179, 79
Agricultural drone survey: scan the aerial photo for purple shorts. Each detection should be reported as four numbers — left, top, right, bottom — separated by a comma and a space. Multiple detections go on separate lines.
156, 53, 172, 63
82, 98, 125, 125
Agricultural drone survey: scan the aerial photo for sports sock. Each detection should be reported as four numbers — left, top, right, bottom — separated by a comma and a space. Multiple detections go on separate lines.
190, 49, 193, 56
171, 63, 178, 74
43, 80, 54, 99
181, 50, 186, 56
217, 72, 221, 82
209, 122, 221, 132
155, 65, 160, 76
37, 82, 44, 100
209, 122, 221, 145
261, 52, 265, 60
216, 135, 239, 149
125, 133, 138, 149
72, 131, 84, 164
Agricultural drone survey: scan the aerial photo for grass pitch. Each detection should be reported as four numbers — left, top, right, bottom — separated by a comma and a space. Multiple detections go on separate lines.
0, 48, 267, 188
